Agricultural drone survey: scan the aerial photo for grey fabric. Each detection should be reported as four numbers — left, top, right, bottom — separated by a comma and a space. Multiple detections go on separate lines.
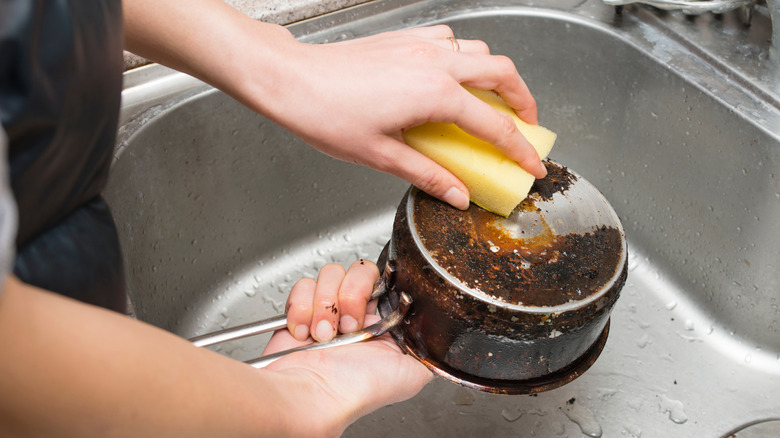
0, 128, 18, 290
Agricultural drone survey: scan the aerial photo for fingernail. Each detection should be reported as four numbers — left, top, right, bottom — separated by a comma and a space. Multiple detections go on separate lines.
443, 187, 470, 210
293, 324, 309, 340
340, 315, 358, 333
537, 161, 547, 178
314, 320, 334, 342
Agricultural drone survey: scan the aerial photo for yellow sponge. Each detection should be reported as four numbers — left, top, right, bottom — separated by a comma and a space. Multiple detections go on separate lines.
403, 86, 556, 217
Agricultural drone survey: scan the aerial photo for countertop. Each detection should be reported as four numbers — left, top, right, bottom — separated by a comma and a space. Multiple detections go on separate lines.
124, 0, 369, 69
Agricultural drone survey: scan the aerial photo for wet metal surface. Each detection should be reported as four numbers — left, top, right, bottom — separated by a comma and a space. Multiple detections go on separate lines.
110, 0, 780, 436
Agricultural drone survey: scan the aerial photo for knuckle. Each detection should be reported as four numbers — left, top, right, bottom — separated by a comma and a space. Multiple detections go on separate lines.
286, 300, 312, 319
426, 24, 454, 38
496, 113, 519, 142
339, 290, 365, 310
408, 42, 437, 60
369, 145, 406, 175
436, 24, 454, 33
315, 300, 339, 319
286, 278, 315, 315
525, 96, 538, 114
413, 165, 448, 193
494, 55, 519, 77
475, 40, 490, 54
339, 280, 369, 302
428, 73, 456, 97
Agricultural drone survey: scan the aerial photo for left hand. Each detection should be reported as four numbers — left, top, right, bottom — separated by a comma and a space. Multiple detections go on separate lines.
276, 260, 380, 343
262, 260, 433, 437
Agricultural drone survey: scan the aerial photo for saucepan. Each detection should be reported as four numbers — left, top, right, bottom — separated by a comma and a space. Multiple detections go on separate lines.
191, 162, 627, 394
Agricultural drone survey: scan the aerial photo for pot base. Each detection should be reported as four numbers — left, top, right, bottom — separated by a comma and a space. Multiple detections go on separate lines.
378, 292, 610, 395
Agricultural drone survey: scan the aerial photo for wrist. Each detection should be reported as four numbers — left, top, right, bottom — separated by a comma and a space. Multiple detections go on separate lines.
226, 21, 303, 117
262, 364, 355, 437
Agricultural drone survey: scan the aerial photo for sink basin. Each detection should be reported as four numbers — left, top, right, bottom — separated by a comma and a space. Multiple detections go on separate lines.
108, 0, 780, 436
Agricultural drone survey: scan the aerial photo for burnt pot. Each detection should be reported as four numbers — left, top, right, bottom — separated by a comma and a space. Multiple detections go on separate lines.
378, 163, 628, 394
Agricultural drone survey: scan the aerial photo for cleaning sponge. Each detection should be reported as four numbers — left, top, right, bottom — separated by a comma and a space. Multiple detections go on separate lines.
403, 86, 556, 217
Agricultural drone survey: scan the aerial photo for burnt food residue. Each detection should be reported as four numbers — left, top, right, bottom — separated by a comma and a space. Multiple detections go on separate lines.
530, 161, 576, 201
413, 162, 622, 307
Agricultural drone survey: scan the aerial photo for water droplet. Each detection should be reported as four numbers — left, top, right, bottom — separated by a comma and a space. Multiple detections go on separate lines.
622, 423, 643, 438
658, 396, 688, 424
501, 407, 523, 422
684, 320, 695, 331
636, 334, 650, 349
562, 401, 602, 437
261, 294, 284, 312
665, 301, 678, 310
597, 387, 618, 400
452, 388, 475, 406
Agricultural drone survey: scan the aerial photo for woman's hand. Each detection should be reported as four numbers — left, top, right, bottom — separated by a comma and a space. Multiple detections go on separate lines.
262, 260, 433, 437
124, 1, 546, 210
280, 260, 379, 343
240, 25, 546, 210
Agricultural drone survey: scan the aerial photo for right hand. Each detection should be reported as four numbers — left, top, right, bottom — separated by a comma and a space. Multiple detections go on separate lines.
125, 1, 546, 211
233, 24, 546, 210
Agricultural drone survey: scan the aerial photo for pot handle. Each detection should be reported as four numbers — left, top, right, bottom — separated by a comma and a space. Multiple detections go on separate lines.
189, 261, 410, 369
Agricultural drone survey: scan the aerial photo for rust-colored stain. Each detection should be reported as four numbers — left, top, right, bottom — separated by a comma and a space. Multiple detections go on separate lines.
413, 162, 623, 307
379, 162, 627, 393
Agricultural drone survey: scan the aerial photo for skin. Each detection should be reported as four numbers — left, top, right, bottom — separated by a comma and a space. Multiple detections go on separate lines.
283, 260, 380, 342
0, 0, 546, 435
123, 0, 546, 210
0, 266, 430, 437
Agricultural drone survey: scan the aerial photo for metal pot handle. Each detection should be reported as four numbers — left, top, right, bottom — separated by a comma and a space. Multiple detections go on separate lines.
189, 261, 410, 369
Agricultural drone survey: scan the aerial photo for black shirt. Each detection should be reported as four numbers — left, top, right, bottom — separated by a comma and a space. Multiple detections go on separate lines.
0, 0, 127, 312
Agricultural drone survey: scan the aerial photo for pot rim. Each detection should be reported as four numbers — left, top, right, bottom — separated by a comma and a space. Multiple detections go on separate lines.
406, 164, 627, 315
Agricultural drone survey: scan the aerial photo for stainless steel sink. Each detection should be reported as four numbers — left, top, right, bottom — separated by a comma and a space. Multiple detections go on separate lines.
109, 0, 780, 436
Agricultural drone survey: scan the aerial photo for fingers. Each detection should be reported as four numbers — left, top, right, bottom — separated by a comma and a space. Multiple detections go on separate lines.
421, 51, 546, 178
400, 27, 546, 179
336, 259, 380, 333
431, 37, 491, 55
286, 278, 316, 341
310, 264, 346, 342
455, 55, 538, 125
370, 135, 470, 210
395, 24, 454, 39
445, 86, 547, 179
394, 25, 489, 55
285, 261, 381, 343
285, 264, 343, 342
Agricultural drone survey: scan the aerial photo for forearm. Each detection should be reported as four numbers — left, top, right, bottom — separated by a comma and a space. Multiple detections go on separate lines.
122, 0, 546, 214
123, 0, 291, 114
0, 276, 300, 437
